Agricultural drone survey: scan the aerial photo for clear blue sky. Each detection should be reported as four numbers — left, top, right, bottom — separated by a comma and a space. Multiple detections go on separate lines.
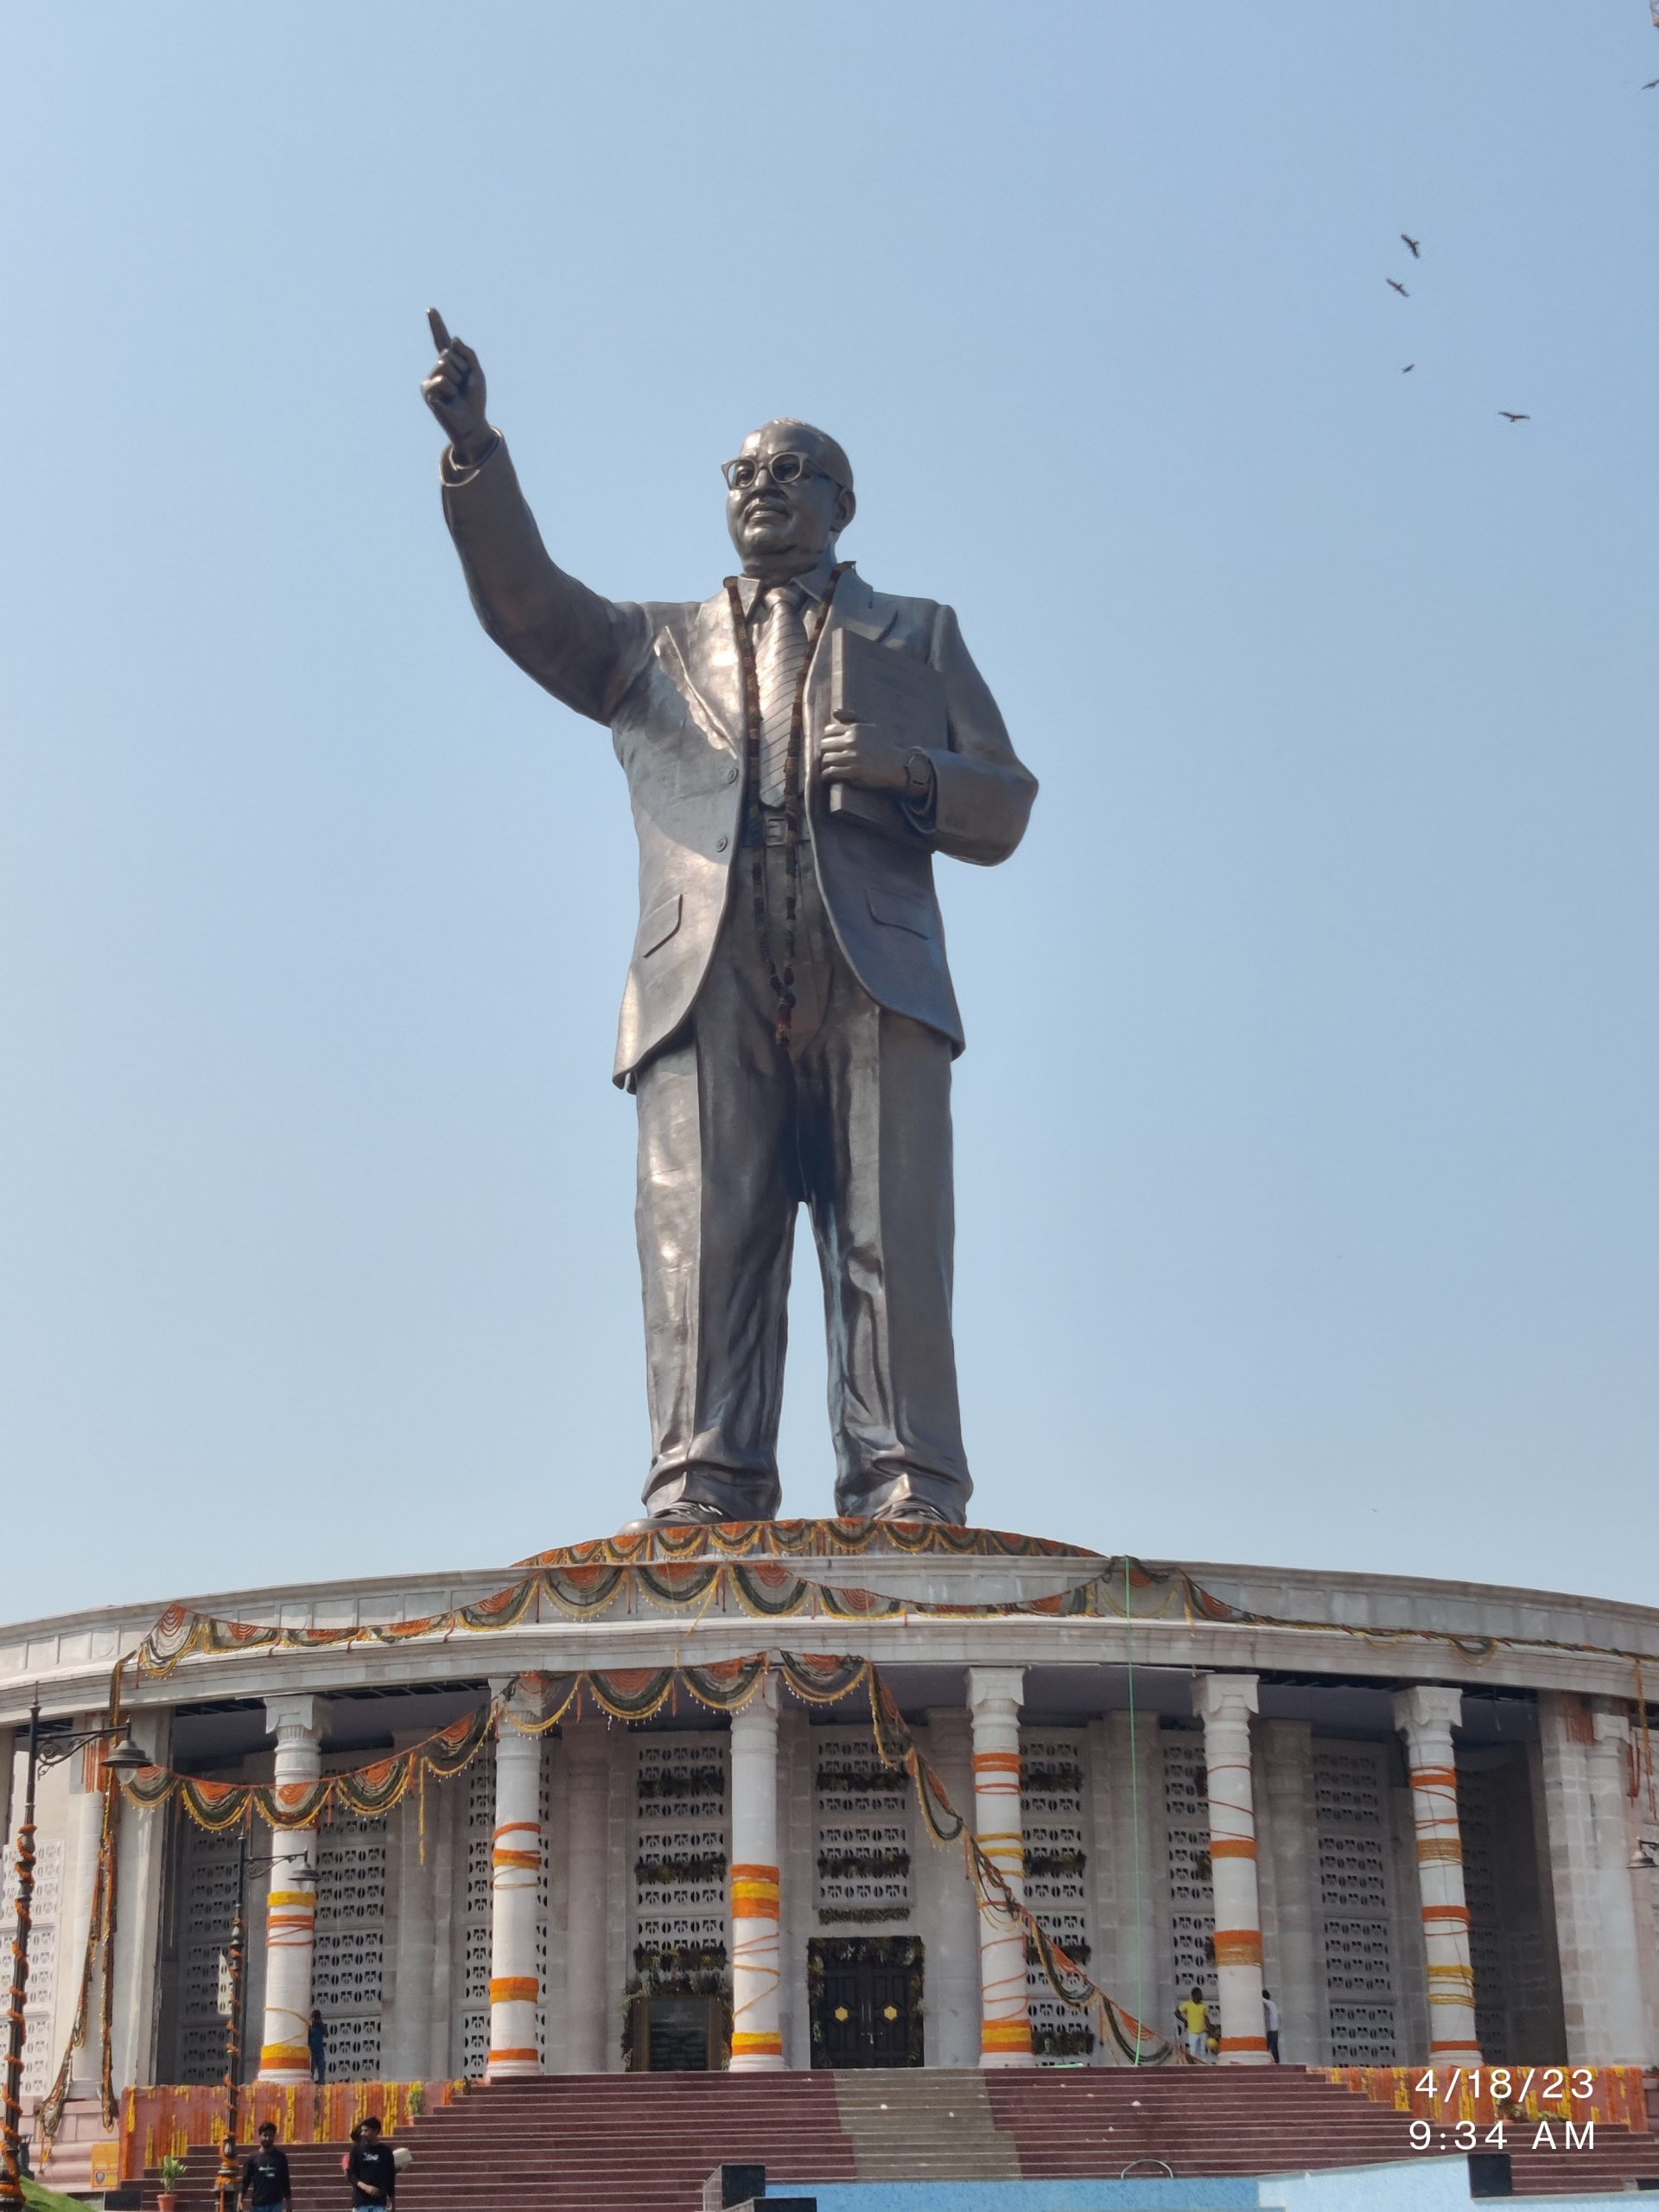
3, 3, 1654, 1622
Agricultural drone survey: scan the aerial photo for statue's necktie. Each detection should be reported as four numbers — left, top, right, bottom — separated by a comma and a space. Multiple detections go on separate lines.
754, 581, 810, 808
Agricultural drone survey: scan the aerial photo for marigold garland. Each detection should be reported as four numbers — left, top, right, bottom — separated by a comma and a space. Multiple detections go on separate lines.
518, 1519, 1090, 1567
129, 1550, 1659, 1684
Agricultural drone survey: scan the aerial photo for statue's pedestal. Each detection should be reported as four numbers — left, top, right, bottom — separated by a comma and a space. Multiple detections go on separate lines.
518, 1514, 1104, 1608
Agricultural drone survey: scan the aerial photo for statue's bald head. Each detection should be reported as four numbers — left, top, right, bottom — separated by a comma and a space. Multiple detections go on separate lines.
747, 417, 854, 492
725, 417, 858, 580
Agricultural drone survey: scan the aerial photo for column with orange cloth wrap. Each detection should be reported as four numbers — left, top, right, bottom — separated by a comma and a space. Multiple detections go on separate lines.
561, 1725, 609, 2074
486, 1696, 543, 2078
1193, 1674, 1269, 2064
968, 1666, 1034, 2069
728, 1673, 785, 2070
1392, 1686, 1480, 2063
257, 1695, 321, 2082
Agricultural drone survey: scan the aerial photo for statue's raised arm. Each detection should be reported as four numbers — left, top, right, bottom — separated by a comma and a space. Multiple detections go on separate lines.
421, 313, 649, 723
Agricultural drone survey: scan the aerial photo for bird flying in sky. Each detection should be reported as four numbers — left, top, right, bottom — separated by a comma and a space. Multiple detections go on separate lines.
1499, 411, 1530, 423
1402, 364, 1414, 373
1401, 233, 1421, 257
1387, 278, 1409, 296
1643, 78, 1659, 90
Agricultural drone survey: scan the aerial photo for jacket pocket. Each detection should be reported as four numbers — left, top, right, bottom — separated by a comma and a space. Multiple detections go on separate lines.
637, 895, 683, 958
867, 887, 932, 938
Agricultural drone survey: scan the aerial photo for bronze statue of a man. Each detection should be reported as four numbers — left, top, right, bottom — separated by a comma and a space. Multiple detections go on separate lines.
423, 321, 1036, 1528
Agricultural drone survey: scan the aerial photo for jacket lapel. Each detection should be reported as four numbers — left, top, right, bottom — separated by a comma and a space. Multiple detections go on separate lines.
659, 592, 747, 755
823, 565, 899, 651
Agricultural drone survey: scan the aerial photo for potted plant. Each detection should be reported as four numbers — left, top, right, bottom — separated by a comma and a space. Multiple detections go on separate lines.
157, 2152, 188, 2212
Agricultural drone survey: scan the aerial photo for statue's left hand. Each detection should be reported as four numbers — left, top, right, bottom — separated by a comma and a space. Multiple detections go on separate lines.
819, 719, 911, 793
422, 311, 492, 467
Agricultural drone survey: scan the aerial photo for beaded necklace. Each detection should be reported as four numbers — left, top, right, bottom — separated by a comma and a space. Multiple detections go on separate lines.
723, 563, 851, 1050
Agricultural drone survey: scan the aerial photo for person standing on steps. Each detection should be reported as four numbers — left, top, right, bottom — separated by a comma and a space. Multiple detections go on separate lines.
423, 320, 1037, 1532
1177, 1985, 1211, 2062
346, 2117, 397, 2212
308, 2007, 327, 2084
239, 2122, 292, 2212
1262, 1986, 1281, 2063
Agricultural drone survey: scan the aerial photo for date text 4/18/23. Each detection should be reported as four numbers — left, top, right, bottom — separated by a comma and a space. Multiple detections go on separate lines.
1409, 2069, 1600, 2154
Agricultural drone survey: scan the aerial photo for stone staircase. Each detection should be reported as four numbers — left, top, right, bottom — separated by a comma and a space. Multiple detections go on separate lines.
138, 2067, 1659, 2209
833, 2072, 1020, 2180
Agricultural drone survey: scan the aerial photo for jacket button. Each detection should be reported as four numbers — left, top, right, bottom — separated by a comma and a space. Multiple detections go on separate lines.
725, 766, 739, 784
715, 835, 729, 852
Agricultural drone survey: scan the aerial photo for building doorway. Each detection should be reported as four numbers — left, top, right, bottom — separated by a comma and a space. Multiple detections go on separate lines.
808, 1937, 924, 2069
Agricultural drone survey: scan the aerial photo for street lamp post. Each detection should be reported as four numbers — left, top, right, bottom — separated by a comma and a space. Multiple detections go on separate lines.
0, 1707, 41, 2212
213, 1840, 314, 2212
0, 1704, 148, 2212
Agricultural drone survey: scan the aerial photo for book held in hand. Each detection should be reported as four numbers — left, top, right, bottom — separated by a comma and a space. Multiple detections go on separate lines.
824, 629, 947, 840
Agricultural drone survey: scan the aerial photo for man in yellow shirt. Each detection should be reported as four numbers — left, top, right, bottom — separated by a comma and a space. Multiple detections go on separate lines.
1177, 1985, 1211, 2061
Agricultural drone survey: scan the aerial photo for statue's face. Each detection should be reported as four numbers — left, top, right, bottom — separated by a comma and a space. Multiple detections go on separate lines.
725, 422, 855, 574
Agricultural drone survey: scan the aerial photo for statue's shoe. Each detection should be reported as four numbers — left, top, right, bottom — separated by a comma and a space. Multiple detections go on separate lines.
868, 1499, 958, 1525
618, 1501, 742, 1533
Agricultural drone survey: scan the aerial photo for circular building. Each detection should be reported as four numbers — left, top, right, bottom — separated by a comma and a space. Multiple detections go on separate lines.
3, 1522, 1656, 2189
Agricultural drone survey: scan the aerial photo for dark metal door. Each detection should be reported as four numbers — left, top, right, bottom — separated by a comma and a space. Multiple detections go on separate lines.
813, 1944, 918, 2068
865, 1960, 913, 2065
819, 1961, 867, 2068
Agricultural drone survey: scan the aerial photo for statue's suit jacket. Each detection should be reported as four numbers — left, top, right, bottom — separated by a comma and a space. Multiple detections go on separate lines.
442, 440, 1039, 1087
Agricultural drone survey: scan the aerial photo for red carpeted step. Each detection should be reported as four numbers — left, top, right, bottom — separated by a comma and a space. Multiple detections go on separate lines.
136, 2068, 1659, 2210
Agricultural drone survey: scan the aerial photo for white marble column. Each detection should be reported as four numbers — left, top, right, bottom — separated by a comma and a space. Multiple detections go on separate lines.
1257, 1719, 1321, 2063
109, 1709, 172, 2093
1091, 1708, 1170, 2051
968, 1666, 1033, 2068
561, 1725, 609, 2073
778, 1700, 812, 2074
381, 1729, 454, 2082
1193, 1675, 1268, 2063
257, 1694, 321, 2082
728, 1675, 785, 2071
1580, 1706, 1648, 2060
919, 1709, 982, 2067
63, 1729, 111, 2098
486, 1700, 543, 2078
1392, 1686, 1479, 2063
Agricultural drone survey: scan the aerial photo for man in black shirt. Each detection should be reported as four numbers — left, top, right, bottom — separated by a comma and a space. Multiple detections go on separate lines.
346, 2117, 397, 2211
239, 2123, 292, 2212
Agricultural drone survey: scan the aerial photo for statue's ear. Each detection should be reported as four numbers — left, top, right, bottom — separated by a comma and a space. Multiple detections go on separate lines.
835, 486, 857, 533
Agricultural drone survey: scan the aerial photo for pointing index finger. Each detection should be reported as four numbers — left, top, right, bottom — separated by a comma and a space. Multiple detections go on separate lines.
427, 307, 452, 353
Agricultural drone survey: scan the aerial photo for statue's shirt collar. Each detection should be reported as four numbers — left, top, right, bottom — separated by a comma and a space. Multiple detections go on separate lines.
734, 553, 843, 617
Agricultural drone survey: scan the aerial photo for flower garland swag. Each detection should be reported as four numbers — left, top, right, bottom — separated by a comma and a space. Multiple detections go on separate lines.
518, 1520, 1088, 1567
111, 1655, 871, 1835
129, 1553, 1659, 1680
120, 1702, 497, 1834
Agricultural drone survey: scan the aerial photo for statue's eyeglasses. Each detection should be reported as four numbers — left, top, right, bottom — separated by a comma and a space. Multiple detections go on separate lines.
721, 451, 844, 493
